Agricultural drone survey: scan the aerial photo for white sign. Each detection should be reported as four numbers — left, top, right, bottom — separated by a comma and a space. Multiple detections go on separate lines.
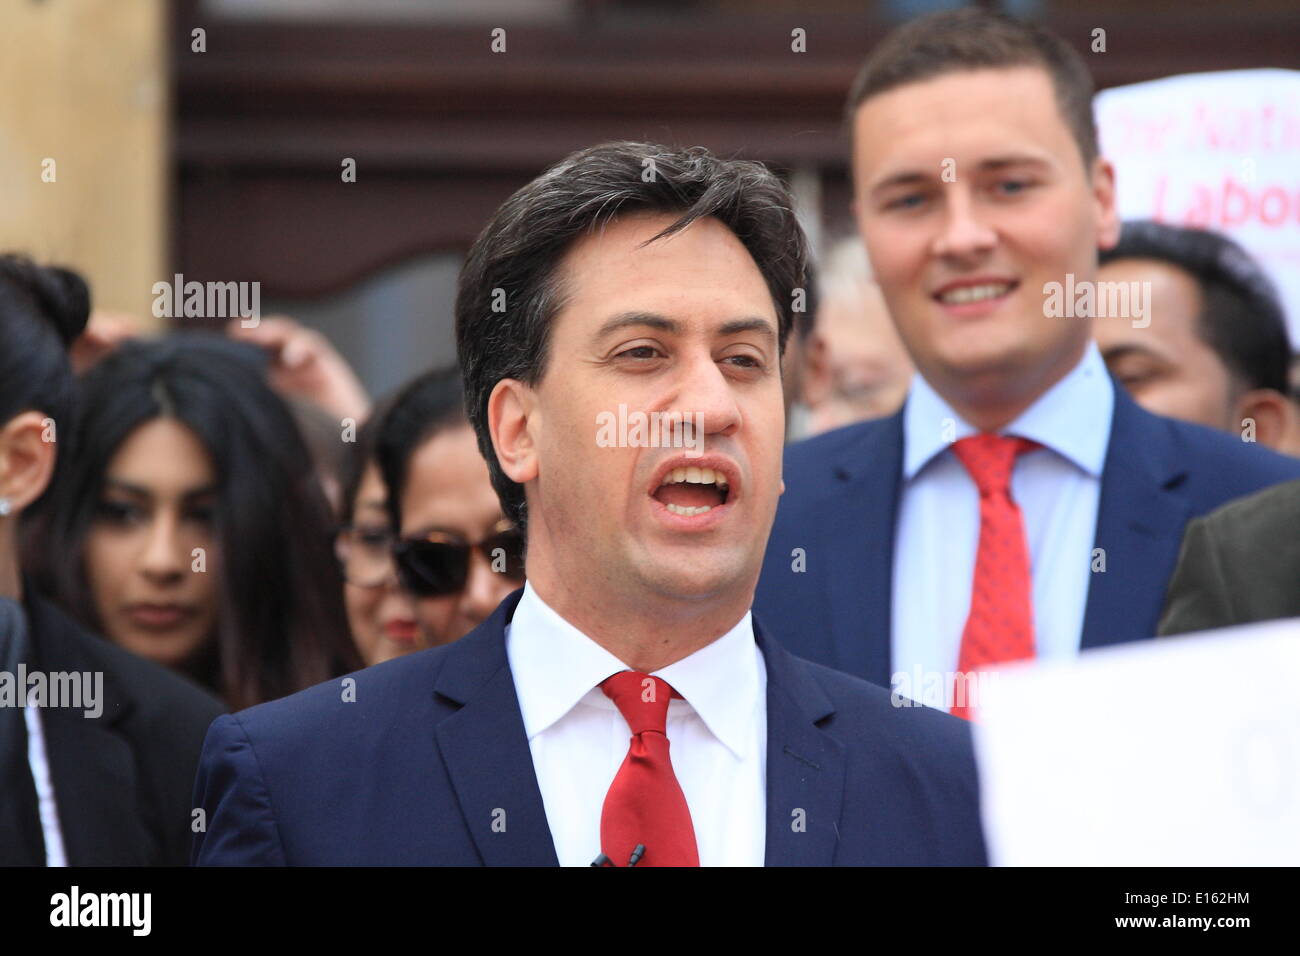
974, 617, 1300, 865
1096, 69, 1300, 340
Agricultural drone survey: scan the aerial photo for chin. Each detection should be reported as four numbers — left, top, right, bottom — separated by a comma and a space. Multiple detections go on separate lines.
941, 333, 1039, 379
117, 632, 201, 670
640, 558, 748, 604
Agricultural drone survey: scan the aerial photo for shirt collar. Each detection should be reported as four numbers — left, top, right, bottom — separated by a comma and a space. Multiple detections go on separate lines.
902, 340, 1113, 480
505, 581, 759, 760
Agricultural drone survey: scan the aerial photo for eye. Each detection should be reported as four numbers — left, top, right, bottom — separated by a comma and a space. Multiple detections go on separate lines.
723, 353, 764, 371
885, 193, 927, 211
355, 526, 392, 549
95, 499, 145, 526
615, 345, 664, 361
184, 503, 217, 527
994, 179, 1032, 196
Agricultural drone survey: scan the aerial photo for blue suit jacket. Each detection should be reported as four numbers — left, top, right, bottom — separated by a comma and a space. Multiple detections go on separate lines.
755, 383, 1300, 687
192, 589, 987, 866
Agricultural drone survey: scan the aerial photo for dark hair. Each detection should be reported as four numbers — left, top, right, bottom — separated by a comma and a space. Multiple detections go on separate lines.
337, 398, 394, 529
456, 140, 810, 535
846, 8, 1099, 170
373, 366, 469, 533
1100, 221, 1291, 395
793, 258, 818, 343
26, 333, 361, 709
286, 393, 351, 515
0, 255, 90, 451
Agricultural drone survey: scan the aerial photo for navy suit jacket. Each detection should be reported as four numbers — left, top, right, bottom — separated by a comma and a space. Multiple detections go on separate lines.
755, 382, 1300, 687
192, 589, 987, 866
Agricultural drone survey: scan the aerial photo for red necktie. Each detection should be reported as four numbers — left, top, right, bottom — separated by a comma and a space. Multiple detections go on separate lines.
949, 433, 1039, 721
598, 671, 699, 867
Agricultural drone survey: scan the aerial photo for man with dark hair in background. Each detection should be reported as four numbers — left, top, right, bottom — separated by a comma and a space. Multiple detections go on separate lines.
1094, 220, 1300, 455
755, 9, 1300, 708
193, 140, 985, 866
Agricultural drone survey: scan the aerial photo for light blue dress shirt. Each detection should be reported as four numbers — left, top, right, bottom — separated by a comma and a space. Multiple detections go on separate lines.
891, 342, 1115, 705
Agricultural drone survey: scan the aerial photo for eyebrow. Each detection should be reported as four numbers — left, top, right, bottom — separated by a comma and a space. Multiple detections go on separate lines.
593, 311, 777, 343
868, 154, 1052, 196
1100, 343, 1168, 365
105, 478, 219, 500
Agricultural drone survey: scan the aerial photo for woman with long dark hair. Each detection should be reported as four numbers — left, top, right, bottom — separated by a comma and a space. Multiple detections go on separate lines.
0, 255, 222, 865
27, 333, 361, 710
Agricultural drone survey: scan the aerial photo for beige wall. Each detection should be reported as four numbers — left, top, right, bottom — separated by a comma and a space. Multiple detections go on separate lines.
0, 0, 166, 327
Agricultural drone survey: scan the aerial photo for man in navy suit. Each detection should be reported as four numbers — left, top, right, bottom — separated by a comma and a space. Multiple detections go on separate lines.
193, 141, 986, 866
755, 10, 1300, 702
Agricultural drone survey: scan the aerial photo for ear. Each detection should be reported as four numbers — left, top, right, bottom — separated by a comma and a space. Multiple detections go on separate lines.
801, 331, 833, 408
1234, 388, 1291, 450
487, 378, 540, 486
0, 411, 59, 514
1090, 156, 1121, 252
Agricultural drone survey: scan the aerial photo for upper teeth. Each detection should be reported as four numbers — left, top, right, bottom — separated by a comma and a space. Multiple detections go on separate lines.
659, 466, 728, 489
939, 283, 1012, 304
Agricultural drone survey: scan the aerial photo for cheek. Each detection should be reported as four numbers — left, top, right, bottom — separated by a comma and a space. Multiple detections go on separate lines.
192, 545, 221, 605
83, 529, 128, 599
345, 583, 383, 624
1015, 194, 1092, 268
415, 595, 457, 638
863, 224, 921, 289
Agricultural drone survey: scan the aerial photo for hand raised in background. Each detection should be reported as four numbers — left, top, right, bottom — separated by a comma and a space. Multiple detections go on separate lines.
226, 315, 371, 423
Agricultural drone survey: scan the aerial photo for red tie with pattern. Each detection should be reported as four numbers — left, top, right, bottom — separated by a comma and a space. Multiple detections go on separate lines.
949, 433, 1039, 721
598, 671, 699, 867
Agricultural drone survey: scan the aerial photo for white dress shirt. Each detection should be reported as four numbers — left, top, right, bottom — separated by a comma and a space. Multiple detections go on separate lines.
505, 581, 767, 866
891, 342, 1115, 704
25, 701, 67, 866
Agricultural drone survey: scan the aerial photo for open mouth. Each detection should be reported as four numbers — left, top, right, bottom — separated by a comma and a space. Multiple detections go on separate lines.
651, 466, 731, 517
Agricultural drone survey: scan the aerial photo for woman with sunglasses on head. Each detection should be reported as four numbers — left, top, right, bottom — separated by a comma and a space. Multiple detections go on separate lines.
1, 256, 222, 865
374, 366, 524, 647
26, 333, 361, 711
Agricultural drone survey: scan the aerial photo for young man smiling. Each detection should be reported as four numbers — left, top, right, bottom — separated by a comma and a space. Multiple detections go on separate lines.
756, 10, 1300, 708
193, 141, 986, 866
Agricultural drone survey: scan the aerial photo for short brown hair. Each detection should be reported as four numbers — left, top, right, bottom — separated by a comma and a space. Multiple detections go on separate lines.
456, 141, 809, 537
846, 8, 1099, 170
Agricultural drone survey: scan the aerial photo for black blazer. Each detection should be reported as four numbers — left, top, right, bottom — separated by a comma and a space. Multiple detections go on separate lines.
1159, 477, 1300, 636
18, 593, 225, 865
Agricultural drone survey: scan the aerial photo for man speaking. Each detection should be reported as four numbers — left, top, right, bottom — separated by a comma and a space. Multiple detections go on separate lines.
192, 141, 985, 866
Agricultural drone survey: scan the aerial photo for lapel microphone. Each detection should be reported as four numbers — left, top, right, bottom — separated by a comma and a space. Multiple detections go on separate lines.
589, 844, 647, 867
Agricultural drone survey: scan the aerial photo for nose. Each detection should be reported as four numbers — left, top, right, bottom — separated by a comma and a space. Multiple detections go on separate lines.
140, 513, 186, 582
673, 349, 744, 444
458, 548, 511, 631
930, 186, 997, 263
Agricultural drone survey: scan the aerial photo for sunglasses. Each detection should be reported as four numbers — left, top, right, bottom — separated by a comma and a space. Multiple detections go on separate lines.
392, 520, 525, 597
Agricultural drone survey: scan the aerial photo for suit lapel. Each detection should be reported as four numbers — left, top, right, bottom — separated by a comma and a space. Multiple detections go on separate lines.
433, 590, 559, 866
41, 711, 154, 865
1082, 386, 1191, 649
821, 411, 903, 686
758, 621, 845, 866
25, 597, 153, 865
